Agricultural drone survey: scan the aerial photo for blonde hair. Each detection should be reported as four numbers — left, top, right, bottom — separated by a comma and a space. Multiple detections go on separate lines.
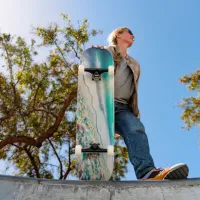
107, 27, 129, 46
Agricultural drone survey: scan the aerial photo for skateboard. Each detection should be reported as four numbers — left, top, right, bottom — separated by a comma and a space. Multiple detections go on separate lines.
75, 47, 115, 180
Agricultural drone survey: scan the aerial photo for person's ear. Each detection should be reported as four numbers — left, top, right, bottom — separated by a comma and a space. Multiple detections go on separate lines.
116, 33, 120, 38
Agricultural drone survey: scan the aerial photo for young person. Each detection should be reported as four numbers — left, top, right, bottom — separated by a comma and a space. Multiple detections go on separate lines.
93, 27, 189, 180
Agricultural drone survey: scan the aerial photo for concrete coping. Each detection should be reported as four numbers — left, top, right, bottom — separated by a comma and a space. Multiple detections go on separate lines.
0, 174, 200, 188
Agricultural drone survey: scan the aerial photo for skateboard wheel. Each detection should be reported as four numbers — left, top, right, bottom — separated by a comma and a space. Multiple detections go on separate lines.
107, 145, 114, 156
79, 65, 85, 74
108, 66, 114, 75
75, 145, 82, 156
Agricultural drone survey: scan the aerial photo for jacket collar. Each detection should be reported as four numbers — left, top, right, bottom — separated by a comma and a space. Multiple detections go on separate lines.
112, 45, 131, 62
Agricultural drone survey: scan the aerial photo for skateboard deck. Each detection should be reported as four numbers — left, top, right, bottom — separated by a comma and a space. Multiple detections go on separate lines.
75, 47, 114, 180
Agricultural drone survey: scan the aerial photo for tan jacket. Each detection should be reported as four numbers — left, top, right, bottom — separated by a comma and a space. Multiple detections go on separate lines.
105, 46, 141, 118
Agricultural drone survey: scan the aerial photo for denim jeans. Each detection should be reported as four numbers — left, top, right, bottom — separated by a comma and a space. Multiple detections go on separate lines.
115, 101, 155, 179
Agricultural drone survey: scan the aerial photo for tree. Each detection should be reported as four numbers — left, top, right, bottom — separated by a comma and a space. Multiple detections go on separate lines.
0, 14, 128, 180
179, 69, 200, 130
111, 138, 129, 180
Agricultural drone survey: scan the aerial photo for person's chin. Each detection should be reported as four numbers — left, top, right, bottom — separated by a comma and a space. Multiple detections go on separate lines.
128, 42, 133, 47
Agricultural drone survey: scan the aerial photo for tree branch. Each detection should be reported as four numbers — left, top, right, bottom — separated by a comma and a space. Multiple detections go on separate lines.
0, 136, 37, 149
54, 40, 78, 80
24, 147, 41, 178
48, 138, 63, 179
2, 40, 19, 106
32, 74, 48, 108
63, 139, 73, 179
70, 44, 80, 60
0, 88, 77, 149
31, 108, 58, 118
12, 144, 41, 178
37, 88, 77, 143
0, 111, 14, 123
42, 162, 60, 169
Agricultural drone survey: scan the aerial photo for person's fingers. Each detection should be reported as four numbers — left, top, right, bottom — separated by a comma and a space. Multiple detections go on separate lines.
114, 133, 121, 139
91, 45, 98, 47
91, 45, 104, 49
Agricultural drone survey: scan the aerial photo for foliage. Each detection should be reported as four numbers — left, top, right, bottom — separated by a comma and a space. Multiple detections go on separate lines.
0, 14, 128, 180
179, 69, 200, 130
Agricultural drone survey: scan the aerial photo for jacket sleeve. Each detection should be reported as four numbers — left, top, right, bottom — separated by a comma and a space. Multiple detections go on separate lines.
136, 63, 141, 119
136, 63, 140, 90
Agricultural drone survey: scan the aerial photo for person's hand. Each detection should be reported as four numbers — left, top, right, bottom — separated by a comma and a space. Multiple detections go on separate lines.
91, 45, 105, 49
114, 133, 121, 139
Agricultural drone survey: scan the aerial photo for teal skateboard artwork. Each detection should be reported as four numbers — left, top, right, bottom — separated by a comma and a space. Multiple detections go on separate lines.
75, 47, 115, 180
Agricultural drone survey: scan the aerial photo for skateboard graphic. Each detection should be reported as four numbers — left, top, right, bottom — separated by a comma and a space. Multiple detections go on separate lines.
75, 47, 115, 180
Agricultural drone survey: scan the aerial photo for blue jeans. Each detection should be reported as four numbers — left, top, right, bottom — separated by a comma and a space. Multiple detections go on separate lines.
115, 101, 155, 179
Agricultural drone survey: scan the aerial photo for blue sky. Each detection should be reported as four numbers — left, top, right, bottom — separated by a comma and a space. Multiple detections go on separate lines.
0, 0, 199, 180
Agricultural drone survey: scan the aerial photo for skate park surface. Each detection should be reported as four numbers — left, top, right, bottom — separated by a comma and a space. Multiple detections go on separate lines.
0, 175, 200, 200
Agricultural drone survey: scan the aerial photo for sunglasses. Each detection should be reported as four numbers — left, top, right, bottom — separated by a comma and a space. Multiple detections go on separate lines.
127, 29, 133, 36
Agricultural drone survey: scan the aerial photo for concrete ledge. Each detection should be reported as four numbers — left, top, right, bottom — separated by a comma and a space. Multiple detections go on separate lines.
0, 175, 200, 200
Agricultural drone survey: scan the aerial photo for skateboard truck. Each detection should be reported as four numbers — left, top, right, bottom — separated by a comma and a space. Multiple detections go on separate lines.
84, 68, 108, 81
82, 143, 107, 153
75, 144, 114, 156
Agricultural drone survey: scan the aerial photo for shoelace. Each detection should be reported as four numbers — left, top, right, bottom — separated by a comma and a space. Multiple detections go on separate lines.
157, 167, 170, 175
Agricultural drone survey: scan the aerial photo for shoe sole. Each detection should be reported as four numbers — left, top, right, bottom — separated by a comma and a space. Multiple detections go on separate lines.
164, 163, 189, 180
